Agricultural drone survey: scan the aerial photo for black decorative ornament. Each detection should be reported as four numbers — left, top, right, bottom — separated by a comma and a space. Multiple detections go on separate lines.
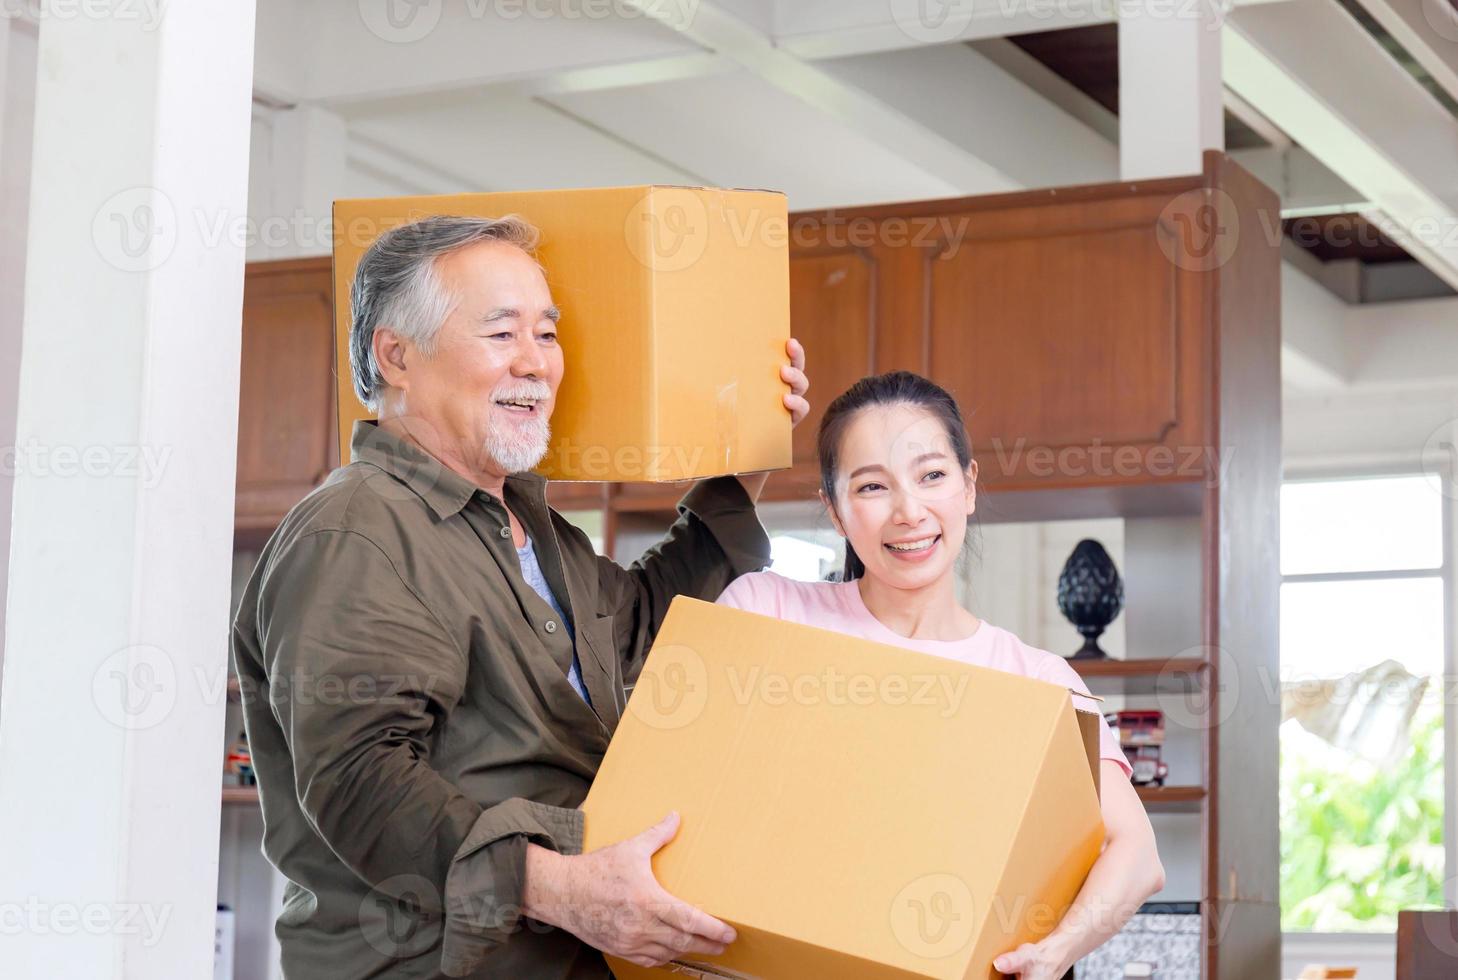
1056, 539, 1124, 661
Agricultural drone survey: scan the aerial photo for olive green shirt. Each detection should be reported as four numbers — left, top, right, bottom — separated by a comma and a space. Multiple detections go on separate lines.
231, 421, 771, 979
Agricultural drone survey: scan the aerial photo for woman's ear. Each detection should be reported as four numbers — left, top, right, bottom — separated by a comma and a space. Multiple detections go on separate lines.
965, 458, 978, 517
819, 488, 847, 538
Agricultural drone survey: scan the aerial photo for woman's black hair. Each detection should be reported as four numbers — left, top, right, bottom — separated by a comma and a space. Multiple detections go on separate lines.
816, 371, 975, 581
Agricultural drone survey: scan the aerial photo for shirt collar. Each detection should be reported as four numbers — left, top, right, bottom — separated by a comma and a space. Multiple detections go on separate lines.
349, 420, 550, 522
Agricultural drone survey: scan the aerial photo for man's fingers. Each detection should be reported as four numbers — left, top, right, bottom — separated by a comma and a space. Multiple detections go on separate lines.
657, 898, 737, 946
634, 810, 681, 852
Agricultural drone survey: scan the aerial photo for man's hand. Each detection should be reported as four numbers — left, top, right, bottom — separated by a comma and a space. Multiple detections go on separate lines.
993, 939, 1072, 979
735, 337, 810, 502
781, 337, 810, 428
523, 812, 736, 969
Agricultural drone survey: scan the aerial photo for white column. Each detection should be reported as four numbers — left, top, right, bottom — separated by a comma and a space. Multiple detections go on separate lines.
1118, 0, 1225, 179
256, 104, 347, 260
0, 3, 255, 978
0, 14, 38, 686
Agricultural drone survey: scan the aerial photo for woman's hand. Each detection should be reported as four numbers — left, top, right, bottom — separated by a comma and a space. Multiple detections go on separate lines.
993, 938, 1071, 979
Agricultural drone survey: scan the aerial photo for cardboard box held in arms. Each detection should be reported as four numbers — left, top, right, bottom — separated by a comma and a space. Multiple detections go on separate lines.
331, 186, 792, 482
582, 598, 1107, 980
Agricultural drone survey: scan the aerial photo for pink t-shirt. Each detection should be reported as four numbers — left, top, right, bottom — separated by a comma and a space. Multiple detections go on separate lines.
717, 571, 1133, 779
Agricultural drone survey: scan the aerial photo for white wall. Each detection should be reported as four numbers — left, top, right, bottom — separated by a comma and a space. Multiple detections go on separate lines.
0, 16, 37, 696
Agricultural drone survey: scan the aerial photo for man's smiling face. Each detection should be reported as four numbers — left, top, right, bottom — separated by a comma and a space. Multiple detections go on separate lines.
401, 240, 564, 479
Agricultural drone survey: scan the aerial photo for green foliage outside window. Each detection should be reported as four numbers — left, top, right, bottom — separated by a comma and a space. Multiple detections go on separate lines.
1280, 702, 1446, 931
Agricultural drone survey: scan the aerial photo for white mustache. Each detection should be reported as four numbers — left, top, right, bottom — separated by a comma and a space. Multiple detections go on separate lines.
493, 381, 551, 402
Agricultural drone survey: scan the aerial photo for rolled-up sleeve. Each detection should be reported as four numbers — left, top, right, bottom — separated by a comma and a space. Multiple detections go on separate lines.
257, 528, 583, 975
597, 476, 772, 685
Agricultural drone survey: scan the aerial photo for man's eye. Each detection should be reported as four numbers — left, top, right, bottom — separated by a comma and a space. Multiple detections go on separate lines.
540, 332, 558, 343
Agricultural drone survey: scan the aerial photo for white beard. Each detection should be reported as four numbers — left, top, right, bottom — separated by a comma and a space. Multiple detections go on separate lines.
486, 413, 550, 474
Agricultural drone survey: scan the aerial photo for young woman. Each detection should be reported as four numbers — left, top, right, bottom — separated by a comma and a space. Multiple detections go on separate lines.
718, 371, 1165, 980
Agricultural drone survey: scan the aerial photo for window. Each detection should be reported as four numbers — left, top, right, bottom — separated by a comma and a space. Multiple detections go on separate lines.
1279, 475, 1450, 932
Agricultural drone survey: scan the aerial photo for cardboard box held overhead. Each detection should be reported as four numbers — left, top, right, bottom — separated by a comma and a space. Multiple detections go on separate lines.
582, 598, 1106, 980
331, 187, 792, 482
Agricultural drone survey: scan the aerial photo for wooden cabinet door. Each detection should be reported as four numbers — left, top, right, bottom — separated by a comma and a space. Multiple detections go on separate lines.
235, 258, 337, 533
761, 245, 877, 501
919, 193, 1207, 492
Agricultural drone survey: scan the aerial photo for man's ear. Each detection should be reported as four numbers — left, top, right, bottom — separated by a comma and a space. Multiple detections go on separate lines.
373, 327, 410, 393
965, 458, 978, 517
818, 488, 847, 538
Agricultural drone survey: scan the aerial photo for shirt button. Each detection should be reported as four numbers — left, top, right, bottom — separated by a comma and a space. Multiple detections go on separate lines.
499, 525, 511, 539
544, 620, 558, 634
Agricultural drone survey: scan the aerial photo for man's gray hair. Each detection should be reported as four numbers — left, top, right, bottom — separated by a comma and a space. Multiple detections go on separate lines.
348, 214, 540, 410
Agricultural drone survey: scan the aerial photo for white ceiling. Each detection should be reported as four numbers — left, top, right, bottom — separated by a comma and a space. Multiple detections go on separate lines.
249, 0, 1458, 426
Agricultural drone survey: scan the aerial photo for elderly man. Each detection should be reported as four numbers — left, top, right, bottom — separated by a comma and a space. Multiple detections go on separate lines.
231, 214, 809, 979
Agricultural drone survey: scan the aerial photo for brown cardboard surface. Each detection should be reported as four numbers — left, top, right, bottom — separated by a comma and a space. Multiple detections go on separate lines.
582, 598, 1106, 980
331, 186, 792, 481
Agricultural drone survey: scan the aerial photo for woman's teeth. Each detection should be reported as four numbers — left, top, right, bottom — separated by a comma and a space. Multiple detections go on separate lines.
885, 536, 938, 553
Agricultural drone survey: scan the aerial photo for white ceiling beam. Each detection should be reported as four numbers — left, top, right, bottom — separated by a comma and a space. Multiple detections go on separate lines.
773, 0, 1294, 60
775, 0, 1114, 59
618, 0, 1021, 193
1225, 0, 1458, 289
971, 37, 1120, 144
1223, 89, 1290, 150
252, 1, 704, 105
1354, 0, 1458, 107
345, 133, 481, 196
1229, 146, 1371, 217
815, 44, 1118, 189
517, 51, 732, 95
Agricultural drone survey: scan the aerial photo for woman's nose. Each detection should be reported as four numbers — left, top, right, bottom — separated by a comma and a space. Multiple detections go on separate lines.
891, 488, 928, 524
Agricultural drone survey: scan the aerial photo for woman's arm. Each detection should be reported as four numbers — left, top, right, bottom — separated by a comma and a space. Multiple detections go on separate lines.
993, 760, 1166, 978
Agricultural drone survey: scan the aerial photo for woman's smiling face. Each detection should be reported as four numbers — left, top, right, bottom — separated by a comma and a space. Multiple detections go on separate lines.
825, 402, 977, 591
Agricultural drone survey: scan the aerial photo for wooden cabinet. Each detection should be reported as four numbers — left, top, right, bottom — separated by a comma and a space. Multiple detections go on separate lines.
235, 258, 337, 536
773, 163, 1237, 499
782, 247, 878, 496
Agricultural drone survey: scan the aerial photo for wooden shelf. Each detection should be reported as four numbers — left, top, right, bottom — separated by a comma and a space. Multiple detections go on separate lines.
1069, 656, 1209, 697
221, 785, 259, 806
1136, 785, 1206, 814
